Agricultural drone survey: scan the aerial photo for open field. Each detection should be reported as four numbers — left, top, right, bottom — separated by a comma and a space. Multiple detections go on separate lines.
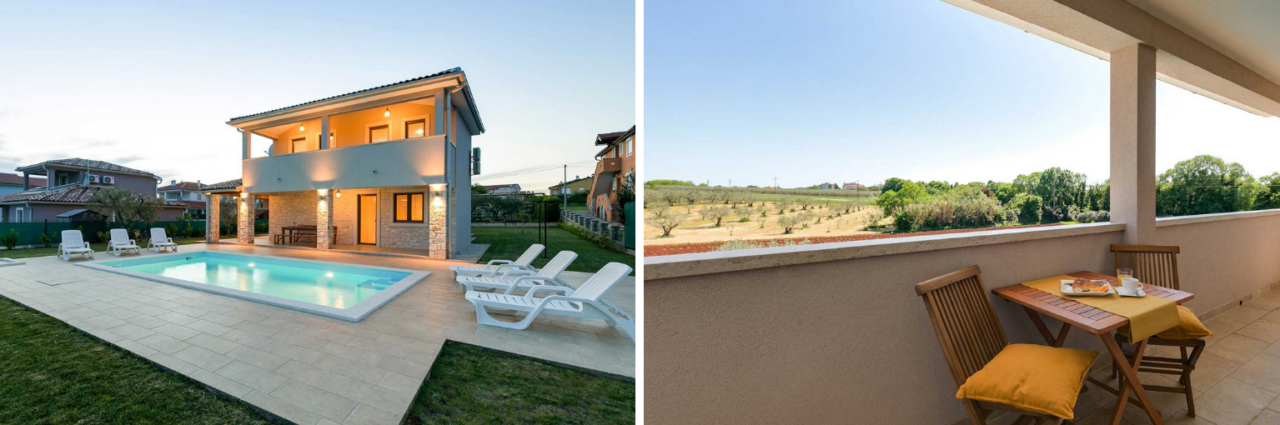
644, 199, 886, 246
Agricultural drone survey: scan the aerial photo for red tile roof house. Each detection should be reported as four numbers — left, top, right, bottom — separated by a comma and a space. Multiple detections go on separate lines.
157, 180, 211, 219
0, 172, 46, 196
0, 158, 186, 223
202, 68, 483, 259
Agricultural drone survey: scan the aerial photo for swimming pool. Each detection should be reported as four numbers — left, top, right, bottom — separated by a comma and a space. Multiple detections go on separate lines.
79, 252, 429, 321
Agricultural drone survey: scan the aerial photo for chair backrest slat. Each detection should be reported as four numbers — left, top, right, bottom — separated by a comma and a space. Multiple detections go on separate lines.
515, 244, 545, 266
151, 227, 168, 241
62, 230, 83, 246
110, 229, 129, 244
1111, 244, 1180, 290
571, 262, 632, 301
536, 251, 577, 278
915, 265, 1008, 386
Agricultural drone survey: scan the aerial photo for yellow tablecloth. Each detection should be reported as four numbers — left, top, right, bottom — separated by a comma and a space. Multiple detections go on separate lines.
1025, 275, 1179, 343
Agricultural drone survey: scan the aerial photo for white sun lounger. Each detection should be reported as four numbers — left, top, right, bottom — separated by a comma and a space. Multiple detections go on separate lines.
108, 228, 141, 256
449, 244, 544, 278
58, 230, 94, 261
457, 250, 577, 294
466, 262, 635, 340
148, 227, 178, 252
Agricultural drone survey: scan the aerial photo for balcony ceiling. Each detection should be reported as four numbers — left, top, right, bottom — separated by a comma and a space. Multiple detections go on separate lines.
1126, 0, 1280, 89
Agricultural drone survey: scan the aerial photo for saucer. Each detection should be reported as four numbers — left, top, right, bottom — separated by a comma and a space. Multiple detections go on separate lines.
1116, 286, 1146, 297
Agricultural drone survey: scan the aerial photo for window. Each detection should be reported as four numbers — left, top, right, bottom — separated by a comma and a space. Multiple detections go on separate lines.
612, 178, 618, 191
405, 119, 427, 139
369, 125, 390, 143
57, 173, 70, 186
394, 193, 424, 223
626, 136, 633, 157
165, 192, 179, 200
15, 207, 23, 223
292, 137, 307, 153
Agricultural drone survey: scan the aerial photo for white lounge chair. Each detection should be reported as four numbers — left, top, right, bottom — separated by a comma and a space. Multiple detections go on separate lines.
58, 230, 94, 261
466, 262, 635, 340
449, 244, 544, 278
148, 227, 178, 252
108, 228, 140, 256
457, 250, 577, 294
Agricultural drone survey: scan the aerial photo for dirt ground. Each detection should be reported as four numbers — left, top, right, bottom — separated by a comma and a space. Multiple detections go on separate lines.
644, 202, 885, 245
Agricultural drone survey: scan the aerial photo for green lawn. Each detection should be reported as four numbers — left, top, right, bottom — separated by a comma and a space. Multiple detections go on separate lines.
565, 204, 588, 212
0, 237, 207, 259
472, 227, 635, 274
0, 297, 272, 425
409, 342, 634, 425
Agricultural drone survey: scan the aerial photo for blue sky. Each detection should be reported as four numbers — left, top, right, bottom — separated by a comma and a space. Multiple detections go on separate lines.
645, 0, 1280, 187
0, 0, 634, 192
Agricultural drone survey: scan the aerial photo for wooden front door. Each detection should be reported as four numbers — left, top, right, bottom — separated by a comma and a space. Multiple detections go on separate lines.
357, 194, 377, 245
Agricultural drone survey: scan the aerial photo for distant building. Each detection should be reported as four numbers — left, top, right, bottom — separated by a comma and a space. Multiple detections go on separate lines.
819, 182, 839, 190
763, 186, 780, 189
587, 126, 636, 222
843, 182, 864, 191
549, 176, 593, 196
157, 180, 208, 219
483, 184, 522, 195
0, 158, 186, 223
0, 172, 46, 196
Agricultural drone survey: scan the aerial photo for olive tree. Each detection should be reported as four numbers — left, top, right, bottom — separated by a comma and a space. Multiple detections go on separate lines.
649, 210, 686, 237
699, 206, 730, 227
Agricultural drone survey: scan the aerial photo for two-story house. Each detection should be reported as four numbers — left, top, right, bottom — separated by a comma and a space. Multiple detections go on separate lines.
0, 158, 186, 223
157, 181, 209, 219
587, 126, 636, 222
481, 184, 521, 195
0, 172, 46, 196
549, 176, 593, 196
204, 68, 483, 259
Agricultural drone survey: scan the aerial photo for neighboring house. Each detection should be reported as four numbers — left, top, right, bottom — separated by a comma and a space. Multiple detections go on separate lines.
0, 158, 186, 223
819, 182, 839, 190
482, 184, 521, 195
0, 172, 46, 196
587, 126, 636, 222
842, 182, 864, 191
549, 176, 593, 196
157, 180, 208, 219
209, 68, 483, 259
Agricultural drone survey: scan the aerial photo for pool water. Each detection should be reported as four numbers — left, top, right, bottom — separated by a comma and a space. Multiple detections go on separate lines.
100, 252, 412, 310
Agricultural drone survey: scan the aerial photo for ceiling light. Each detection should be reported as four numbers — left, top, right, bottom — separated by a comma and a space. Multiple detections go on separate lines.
384, 108, 390, 117
416, 129, 424, 135
299, 124, 305, 131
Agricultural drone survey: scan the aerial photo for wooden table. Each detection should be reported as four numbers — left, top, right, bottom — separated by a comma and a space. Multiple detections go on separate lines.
278, 226, 337, 246
992, 271, 1194, 425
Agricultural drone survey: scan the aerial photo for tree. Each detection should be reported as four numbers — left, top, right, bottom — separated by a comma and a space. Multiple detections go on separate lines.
699, 206, 730, 227
777, 215, 801, 234
1033, 167, 1086, 211
875, 181, 930, 215
646, 179, 695, 187
87, 187, 163, 231
992, 182, 1024, 204
649, 211, 686, 237
924, 180, 951, 195
1007, 193, 1043, 224
612, 173, 635, 222
1156, 155, 1257, 217
471, 184, 489, 195
1256, 173, 1280, 211
881, 177, 907, 193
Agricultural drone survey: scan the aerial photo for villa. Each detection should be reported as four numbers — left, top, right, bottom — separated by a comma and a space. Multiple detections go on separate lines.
587, 126, 636, 222
0, 158, 186, 223
202, 68, 482, 259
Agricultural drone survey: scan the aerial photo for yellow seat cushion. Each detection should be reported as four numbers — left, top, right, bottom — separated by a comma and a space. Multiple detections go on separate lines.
955, 344, 1097, 420
1118, 306, 1213, 340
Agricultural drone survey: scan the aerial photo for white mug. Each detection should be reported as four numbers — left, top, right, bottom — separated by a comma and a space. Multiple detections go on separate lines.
1121, 277, 1143, 293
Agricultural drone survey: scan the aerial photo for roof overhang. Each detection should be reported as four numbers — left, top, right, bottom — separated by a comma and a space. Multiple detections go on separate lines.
940, 0, 1280, 117
227, 69, 485, 134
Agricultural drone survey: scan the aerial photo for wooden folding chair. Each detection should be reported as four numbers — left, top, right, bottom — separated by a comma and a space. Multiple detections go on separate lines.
915, 265, 1066, 425
1108, 244, 1204, 417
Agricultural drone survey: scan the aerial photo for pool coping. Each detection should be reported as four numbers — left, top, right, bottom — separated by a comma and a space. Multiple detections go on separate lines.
75, 251, 431, 322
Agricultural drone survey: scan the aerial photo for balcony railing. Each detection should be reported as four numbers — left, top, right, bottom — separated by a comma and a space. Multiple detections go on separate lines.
594, 158, 622, 175
242, 135, 447, 193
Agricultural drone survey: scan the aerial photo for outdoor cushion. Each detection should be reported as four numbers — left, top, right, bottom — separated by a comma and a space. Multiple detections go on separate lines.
955, 343, 1097, 420
1118, 306, 1212, 340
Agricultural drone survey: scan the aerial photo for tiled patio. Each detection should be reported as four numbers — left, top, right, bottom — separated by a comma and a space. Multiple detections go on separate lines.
0, 243, 634, 425
992, 288, 1280, 425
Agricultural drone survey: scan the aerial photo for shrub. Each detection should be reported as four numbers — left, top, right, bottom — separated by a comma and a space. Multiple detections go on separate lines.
1007, 193, 1043, 224
892, 196, 1003, 232
1, 229, 19, 250
38, 232, 53, 248
716, 238, 813, 252
1074, 210, 1110, 223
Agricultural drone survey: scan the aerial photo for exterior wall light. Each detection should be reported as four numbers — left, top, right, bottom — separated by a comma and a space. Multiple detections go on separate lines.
240, 192, 248, 199
300, 124, 305, 131
317, 189, 328, 201
334, 190, 341, 198
384, 108, 390, 117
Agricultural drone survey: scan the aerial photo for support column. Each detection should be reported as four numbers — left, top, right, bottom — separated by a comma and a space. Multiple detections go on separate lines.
237, 194, 254, 244
317, 190, 333, 250
206, 194, 220, 243
428, 185, 448, 259
1110, 43, 1157, 245
319, 115, 330, 150
242, 131, 252, 160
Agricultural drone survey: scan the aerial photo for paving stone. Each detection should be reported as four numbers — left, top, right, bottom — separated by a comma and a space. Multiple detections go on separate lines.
148, 352, 201, 375
235, 320, 283, 337
316, 355, 388, 385
173, 346, 234, 371
153, 323, 202, 341
242, 390, 323, 425
187, 319, 233, 336
192, 369, 252, 398
276, 360, 352, 393
226, 345, 291, 371
320, 342, 384, 367
341, 404, 402, 425
377, 357, 431, 381
157, 311, 199, 325
222, 328, 276, 349
136, 333, 192, 355
264, 340, 325, 364
187, 333, 241, 354
108, 323, 157, 340
376, 372, 420, 396
338, 380, 414, 416
215, 361, 288, 393
270, 380, 358, 422
124, 314, 169, 329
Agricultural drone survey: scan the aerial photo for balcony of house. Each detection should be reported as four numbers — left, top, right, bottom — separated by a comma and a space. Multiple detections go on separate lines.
241, 98, 448, 194
595, 157, 622, 175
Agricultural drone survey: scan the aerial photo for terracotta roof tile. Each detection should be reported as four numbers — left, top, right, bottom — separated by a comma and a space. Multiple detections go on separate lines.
0, 173, 46, 187
228, 68, 462, 122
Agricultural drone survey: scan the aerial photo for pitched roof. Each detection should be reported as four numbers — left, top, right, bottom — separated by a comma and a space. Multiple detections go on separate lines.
200, 178, 242, 192
18, 158, 160, 180
552, 176, 593, 187
229, 68, 463, 122
158, 181, 202, 191
0, 173, 46, 187
483, 184, 520, 190
0, 184, 186, 207
594, 126, 636, 146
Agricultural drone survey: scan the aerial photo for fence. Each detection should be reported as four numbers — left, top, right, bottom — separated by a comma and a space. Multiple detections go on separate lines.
0, 219, 270, 247
561, 208, 632, 253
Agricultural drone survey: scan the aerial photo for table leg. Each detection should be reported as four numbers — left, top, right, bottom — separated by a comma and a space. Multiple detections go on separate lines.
1101, 334, 1162, 425
1022, 307, 1071, 347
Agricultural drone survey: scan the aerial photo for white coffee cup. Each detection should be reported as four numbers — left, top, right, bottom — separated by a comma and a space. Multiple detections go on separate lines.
1121, 277, 1143, 293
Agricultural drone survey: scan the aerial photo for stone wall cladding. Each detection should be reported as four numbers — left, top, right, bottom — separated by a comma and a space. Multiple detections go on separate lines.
268, 192, 318, 241
206, 195, 220, 243
267, 186, 444, 257
317, 191, 334, 250
237, 195, 254, 244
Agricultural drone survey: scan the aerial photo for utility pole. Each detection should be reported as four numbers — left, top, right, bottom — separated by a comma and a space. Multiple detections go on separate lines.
774, 176, 778, 188
563, 164, 568, 210
729, 178, 732, 187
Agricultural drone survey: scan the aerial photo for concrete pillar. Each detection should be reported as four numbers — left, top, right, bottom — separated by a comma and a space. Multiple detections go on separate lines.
237, 194, 254, 244
1110, 43, 1157, 244
319, 115, 331, 150
428, 186, 448, 259
207, 194, 220, 243
317, 190, 333, 250
242, 131, 252, 160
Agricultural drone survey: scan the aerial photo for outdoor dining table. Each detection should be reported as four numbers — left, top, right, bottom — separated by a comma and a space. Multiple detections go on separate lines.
992, 271, 1194, 425
278, 226, 337, 245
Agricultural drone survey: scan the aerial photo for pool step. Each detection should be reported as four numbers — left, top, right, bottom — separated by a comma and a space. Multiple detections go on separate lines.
357, 279, 396, 290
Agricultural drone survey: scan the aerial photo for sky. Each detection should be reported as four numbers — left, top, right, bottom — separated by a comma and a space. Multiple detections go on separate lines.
645, 0, 1280, 188
0, 0, 634, 192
